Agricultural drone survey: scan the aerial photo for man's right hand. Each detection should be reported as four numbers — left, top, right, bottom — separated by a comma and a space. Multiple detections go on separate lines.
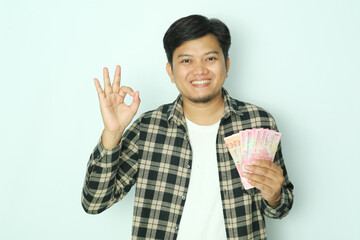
94, 65, 140, 149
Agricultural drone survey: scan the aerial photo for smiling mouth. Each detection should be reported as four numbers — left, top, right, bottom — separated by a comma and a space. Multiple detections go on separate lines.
190, 79, 211, 85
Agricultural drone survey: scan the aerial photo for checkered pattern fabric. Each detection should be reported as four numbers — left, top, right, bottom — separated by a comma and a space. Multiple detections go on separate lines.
82, 88, 294, 240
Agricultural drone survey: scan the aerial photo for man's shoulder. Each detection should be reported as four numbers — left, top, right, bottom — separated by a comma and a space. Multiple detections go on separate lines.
226, 95, 278, 130
137, 101, 175, 123
123, 101, 175, 137
228, 96, 274, 118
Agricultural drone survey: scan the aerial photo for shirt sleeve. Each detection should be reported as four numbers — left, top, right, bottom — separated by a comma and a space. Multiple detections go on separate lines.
81, 118, 141, 214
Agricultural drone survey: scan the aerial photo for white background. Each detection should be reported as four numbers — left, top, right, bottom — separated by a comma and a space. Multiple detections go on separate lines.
1, 0, 359, 239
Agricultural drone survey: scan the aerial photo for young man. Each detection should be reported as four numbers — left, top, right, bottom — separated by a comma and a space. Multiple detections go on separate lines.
82, 15, 294, 240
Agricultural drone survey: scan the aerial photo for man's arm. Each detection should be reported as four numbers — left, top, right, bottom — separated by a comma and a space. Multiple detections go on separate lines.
242, 113, 294, 218
244, 141, 294, 219
81, 65, 141, 214
81, 121, 140, 214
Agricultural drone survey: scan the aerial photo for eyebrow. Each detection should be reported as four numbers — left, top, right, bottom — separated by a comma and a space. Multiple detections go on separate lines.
177, 51, 220, 58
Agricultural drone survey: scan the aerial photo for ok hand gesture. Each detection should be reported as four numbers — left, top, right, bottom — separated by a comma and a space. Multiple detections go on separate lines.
94, 65, 140, 148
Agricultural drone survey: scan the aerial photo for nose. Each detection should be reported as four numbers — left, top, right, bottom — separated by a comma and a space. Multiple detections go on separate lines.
192, 62, 209, 76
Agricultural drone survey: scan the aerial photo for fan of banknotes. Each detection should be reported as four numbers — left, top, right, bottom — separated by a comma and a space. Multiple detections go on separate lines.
224, 128, 281, 189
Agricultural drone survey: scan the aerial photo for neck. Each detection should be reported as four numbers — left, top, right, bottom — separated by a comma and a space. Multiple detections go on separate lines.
183, 94, 224, 126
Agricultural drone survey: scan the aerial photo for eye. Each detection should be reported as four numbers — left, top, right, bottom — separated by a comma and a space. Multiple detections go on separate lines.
181, 59, 191, 63
207, 57, 217, 62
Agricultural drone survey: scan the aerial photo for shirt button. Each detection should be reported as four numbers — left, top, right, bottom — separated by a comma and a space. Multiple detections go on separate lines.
182, 196, 186, 200
186, 164, 191, 169
174, 225, 178, 231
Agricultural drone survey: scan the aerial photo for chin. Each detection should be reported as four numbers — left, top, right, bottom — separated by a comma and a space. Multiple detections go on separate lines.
189, 94, 216, 104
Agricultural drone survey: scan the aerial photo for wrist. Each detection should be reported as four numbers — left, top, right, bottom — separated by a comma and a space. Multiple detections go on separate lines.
266, 192, 282, 207
101, 128, 123, 149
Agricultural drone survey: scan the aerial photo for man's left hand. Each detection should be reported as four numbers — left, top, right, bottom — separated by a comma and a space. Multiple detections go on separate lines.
241, 160, 284, 207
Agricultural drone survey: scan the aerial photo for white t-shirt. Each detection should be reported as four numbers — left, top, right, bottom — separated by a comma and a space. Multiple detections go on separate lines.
177, 118, 227, 240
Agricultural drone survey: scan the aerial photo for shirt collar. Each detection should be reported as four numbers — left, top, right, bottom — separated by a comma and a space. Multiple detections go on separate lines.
222, 88, 244, 118
167, 88, 244, 126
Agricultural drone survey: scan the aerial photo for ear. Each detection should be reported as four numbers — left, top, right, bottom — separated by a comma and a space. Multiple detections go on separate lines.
166, 62, 175, 83
226, 57, 231, 78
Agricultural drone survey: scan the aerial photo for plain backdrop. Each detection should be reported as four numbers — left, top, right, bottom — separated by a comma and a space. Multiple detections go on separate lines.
1, 0, 359, 239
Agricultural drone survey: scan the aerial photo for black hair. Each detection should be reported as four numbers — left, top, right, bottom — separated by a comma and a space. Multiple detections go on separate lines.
163, 14, 231, 67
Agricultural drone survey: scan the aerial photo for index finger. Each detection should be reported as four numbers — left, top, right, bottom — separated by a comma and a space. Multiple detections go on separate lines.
113, 65, 121, 93
250, 160, 283, 174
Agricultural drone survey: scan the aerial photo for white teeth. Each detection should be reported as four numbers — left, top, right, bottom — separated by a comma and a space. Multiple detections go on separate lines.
191, 80, 211, 85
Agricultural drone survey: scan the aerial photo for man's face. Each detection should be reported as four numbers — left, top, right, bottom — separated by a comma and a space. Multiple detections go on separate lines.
166, 34, 230, 104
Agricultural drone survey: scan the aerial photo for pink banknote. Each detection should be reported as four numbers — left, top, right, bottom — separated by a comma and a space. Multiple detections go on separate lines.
225, 129, 281, 189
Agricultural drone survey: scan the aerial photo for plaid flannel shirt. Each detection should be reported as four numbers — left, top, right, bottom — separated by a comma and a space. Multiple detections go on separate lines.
82, 88, 294, 240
